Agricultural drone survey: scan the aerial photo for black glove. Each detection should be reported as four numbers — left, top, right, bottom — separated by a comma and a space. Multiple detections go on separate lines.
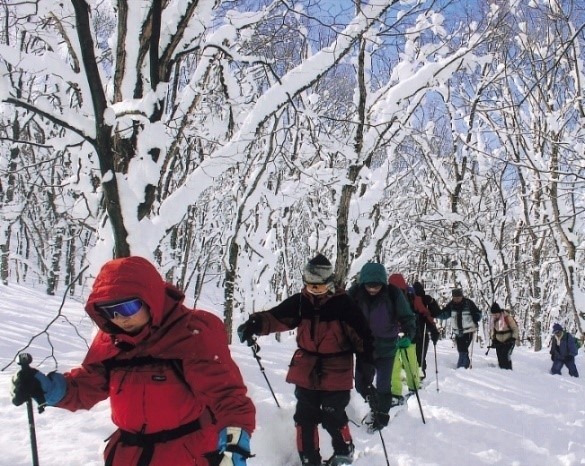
237, 316, 262, 344
11, 368, 66, 408
11, 368, 45, 407
356, 356, 376, 390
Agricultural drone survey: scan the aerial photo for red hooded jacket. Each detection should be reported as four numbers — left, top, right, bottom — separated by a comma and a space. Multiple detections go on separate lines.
57, 257, 255, 466
388, 273, 437, 329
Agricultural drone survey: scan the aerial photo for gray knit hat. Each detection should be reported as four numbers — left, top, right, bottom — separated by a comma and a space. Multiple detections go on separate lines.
303, 253, 334, 284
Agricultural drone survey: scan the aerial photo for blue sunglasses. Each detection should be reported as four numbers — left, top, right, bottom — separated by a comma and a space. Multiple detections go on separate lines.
98, 298, 143, 319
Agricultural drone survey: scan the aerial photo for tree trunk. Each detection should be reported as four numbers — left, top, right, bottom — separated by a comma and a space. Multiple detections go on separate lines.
224, 240, 239, 344
46, 228, 63, 296
73, 0, 130, 258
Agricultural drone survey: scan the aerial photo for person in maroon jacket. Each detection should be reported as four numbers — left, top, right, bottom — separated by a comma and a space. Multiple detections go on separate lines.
406, 285, 440, 378
11, 256, 255, 466
238, 253, 374, 466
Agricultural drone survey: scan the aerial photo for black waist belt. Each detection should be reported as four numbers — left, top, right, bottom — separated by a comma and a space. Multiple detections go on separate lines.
303, 349, 353, 381
303, 349, 353, 358
106, 412, 213, 466
120, 418, 203, 446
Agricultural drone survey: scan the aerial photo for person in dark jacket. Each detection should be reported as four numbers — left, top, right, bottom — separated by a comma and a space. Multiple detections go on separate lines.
11, 256, 255, 466
347, 264, 416, 433
436, 288, 482, 369
550, 323, 579, 377
413, 281, 442, 318
238, 253, 374, 466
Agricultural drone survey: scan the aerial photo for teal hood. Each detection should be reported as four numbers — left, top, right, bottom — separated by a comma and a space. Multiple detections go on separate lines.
359, 263, 387, 285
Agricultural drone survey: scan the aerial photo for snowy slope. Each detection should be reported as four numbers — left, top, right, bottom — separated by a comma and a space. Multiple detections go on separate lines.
0, 283, 583, 466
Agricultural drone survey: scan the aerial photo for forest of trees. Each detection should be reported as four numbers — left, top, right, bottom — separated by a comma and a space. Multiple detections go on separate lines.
1, 0, 585, 350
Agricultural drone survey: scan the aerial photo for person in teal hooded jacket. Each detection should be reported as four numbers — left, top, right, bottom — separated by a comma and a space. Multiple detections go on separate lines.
347, 263, 415, 433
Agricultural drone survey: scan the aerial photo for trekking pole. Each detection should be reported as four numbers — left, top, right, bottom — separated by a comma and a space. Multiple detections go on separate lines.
247, 338, 280, 408
401, 348, 426, 424
378, 431, 390, 466
433, 343, 439, 392
18, 353, 40, 466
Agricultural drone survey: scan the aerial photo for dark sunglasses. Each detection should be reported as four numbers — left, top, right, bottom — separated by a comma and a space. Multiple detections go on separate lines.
97, 298, 143, 319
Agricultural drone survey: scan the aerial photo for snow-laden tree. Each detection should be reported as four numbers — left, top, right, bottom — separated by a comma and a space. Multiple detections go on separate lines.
2, 0, 585, 348
0, 0, 400, 336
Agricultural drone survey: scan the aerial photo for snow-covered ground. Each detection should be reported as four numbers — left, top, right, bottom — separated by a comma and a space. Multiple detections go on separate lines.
1, 283, 583, 465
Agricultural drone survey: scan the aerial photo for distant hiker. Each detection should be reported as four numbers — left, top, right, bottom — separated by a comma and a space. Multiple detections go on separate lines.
347, 264, 416, 433
413, 281, 442, 318
437, 288, 482, 369
550, 323, 579, 378
237, 253, 374, 466
387, 274, 421, 402
406, 284, 440, 379
489, 302, 520, 370
11, 256, 255, 466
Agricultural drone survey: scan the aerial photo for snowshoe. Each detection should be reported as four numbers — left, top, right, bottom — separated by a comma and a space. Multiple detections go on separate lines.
387, 393, 413, 421
390, 395, 405, 408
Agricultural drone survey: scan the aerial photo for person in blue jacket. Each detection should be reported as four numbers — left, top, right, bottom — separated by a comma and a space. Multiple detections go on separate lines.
550, 323, 579, 377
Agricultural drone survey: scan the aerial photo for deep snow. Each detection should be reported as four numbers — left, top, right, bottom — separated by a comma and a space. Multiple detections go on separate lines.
1, 283, 583, 466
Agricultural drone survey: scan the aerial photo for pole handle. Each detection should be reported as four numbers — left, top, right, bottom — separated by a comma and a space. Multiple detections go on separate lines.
18, 353, 33, 368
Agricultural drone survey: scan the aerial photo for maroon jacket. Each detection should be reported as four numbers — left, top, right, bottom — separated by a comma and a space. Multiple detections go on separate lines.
252, 288, 374, 391
57, 257, 255, 466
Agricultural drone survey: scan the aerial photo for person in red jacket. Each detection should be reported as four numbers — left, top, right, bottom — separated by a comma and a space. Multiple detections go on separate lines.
237, 253, 374, 466
11, 256, 255, 466
406, 285, 440, 378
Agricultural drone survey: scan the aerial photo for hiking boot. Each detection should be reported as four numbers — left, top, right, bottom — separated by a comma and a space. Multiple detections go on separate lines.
324, 443, 354, 465
457, 351, 470, 368
362, 411, 390, 434
299, 450, 322, 466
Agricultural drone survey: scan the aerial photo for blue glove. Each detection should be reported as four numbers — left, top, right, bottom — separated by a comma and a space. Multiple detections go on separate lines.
397, 337, 411, 349
217, 427, 251, 466
11, 369, 66, 408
